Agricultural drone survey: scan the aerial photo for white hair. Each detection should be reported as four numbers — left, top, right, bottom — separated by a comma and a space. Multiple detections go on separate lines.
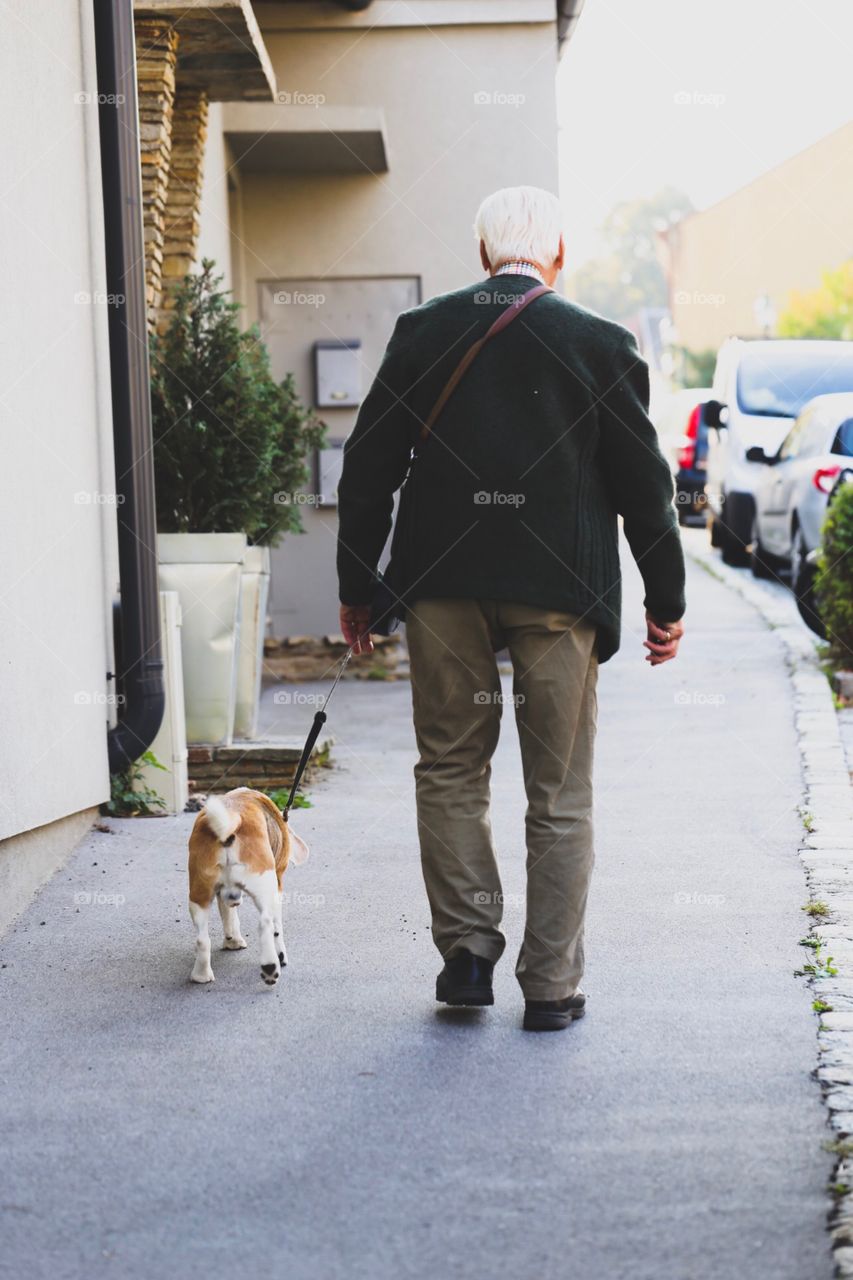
473, 185, 564, 268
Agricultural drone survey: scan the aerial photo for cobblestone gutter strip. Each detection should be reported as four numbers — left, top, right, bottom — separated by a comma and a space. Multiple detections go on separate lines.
683, 532, 853, 1276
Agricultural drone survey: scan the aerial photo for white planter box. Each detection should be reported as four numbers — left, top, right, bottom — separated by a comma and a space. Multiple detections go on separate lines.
234, 545, 271, 741
158, 532, 247, 745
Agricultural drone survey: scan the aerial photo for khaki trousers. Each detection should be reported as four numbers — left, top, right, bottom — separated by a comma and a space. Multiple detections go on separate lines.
406, 599, 598, 1001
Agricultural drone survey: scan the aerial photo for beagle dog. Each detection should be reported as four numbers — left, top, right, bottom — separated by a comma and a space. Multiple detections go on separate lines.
187, 787, 309, 986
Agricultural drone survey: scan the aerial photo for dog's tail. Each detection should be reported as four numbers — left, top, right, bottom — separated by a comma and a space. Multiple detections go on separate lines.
204, 795, 241, 846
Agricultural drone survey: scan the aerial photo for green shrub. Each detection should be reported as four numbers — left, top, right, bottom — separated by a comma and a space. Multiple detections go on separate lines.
815, 482, 853, 668
150, 260, 325, 545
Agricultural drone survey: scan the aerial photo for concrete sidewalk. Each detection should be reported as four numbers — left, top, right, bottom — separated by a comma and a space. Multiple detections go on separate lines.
0, 552, 834, 1279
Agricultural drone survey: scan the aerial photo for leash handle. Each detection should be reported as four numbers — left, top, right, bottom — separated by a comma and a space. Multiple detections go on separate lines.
282, 647, 353, 819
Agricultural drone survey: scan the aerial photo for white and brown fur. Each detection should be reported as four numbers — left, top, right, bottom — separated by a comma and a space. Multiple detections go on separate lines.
187, 788, 309, 986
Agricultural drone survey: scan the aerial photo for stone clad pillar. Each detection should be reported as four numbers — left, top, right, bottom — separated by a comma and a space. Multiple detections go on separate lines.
134, 17, 179, 330
158, 88, 209, 331
133, 0, 273, 331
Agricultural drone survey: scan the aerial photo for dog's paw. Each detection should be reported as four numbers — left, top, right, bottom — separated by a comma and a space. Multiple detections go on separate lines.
222, 935, 248, 950
190, 966, 215, 984
260, 962, 280, 987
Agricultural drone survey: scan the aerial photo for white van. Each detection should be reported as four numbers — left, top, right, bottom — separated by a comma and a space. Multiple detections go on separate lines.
703, 338, 853, 564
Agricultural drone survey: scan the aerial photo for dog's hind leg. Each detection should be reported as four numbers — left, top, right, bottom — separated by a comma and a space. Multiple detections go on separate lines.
274, 888, 287, 969
189, 899, 215, 983
244, 870, 280, 986
217, 890, 247, 950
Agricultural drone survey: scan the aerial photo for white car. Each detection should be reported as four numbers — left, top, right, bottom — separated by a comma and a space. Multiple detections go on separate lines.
703, 338, 853, 564
749, 391, 853, 583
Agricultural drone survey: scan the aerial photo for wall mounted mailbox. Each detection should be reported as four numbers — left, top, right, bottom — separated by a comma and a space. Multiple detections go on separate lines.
314, 339, 362, 408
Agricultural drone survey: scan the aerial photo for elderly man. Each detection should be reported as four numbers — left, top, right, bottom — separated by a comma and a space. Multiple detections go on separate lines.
336, 186, 685, 1031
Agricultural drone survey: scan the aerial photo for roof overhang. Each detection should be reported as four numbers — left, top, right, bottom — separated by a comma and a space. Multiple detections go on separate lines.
223, 103, 389, 174
254, 1, 579, 47
133, 0, 276, 100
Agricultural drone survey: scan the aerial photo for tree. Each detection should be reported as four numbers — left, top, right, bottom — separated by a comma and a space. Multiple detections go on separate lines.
674, 346, 717, 389
568, 187, 694, 324
150, 261, 325, 544
778, 261, 853, 340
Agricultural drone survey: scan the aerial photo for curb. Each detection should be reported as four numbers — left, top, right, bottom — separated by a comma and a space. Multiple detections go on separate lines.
683, 531, 853, 1274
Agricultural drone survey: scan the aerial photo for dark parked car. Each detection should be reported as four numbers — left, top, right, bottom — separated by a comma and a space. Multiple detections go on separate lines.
675, 399, 712, 524
656, 387, 712, 525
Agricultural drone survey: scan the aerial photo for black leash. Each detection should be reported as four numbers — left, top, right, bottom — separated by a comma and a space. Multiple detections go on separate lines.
282, 646, 354, 821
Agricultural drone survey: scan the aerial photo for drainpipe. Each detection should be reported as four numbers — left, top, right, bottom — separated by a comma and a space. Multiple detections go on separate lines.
557, 0, 586, 46
94, 0, 165, 772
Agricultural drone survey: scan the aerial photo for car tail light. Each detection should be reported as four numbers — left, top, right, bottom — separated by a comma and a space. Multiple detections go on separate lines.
677, 405, 700, 470
813, 465, 841, 494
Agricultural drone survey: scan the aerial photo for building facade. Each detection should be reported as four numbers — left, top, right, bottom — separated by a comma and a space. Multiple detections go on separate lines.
660, 123, 853, 355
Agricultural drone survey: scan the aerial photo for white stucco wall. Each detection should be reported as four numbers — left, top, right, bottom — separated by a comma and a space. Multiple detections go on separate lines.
0, 0, 116, 840
197, 101, 234, 291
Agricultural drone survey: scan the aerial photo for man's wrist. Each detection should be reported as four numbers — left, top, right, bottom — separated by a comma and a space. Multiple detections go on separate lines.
646, 606, 683, 625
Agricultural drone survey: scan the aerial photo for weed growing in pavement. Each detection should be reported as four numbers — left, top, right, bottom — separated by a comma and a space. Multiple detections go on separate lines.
803, 901, 831, 918
690, 554, 726, 586
104, 751, 166, 817
813, 999, 834, 1014
266, 788, 312, 810
796, 940, 838, 979
824, 1139, 853, 1158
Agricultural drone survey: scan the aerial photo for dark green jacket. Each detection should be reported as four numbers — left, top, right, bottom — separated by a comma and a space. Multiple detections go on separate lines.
336, 273, 685, 662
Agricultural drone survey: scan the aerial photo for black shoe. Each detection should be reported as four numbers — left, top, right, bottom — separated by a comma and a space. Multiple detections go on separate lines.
436, 948, 495, 1007
523, 992, 586, 1032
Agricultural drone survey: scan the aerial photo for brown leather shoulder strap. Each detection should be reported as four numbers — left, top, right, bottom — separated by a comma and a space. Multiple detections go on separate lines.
419, 283, 553, 443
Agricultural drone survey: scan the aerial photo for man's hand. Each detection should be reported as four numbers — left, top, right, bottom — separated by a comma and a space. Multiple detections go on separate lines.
644, 611, 684, 666
339, 604, 374, 655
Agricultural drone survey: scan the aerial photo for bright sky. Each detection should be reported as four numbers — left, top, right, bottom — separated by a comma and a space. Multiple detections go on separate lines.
557, 0, 853, 267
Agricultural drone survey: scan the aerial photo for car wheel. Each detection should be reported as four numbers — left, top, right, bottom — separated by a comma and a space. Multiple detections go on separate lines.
792, 532, 825, 638
721, 533, 750, 567
794, 560, 824, 638
722, 545, 750, 567
749, 517, 777, 580
789, 527, 806, 588
714, 496, 750, 566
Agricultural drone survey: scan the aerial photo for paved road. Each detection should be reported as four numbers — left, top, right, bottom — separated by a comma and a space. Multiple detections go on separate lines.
0, 549, 834, 1279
